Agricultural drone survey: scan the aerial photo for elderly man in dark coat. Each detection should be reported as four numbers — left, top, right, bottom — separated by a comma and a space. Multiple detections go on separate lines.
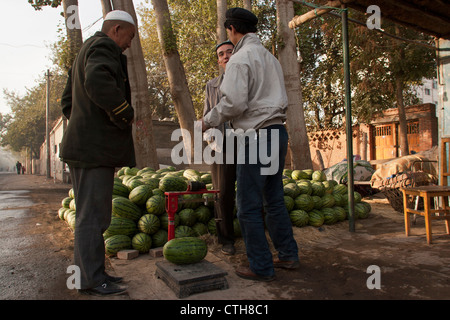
60, 10, 136, 296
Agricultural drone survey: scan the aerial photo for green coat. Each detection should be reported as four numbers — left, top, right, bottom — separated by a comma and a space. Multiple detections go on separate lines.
60, 31, 136, 168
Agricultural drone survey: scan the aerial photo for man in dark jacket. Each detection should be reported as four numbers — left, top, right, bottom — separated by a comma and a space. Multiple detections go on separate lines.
60, 10, 136, 296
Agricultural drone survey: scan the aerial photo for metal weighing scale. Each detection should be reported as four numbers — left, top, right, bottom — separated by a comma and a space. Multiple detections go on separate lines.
155, 181, 229, 298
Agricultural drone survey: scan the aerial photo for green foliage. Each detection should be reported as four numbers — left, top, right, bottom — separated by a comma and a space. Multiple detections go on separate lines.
1, 72, 66, 158
27, 0, 62, 10
292, 1, 436, 130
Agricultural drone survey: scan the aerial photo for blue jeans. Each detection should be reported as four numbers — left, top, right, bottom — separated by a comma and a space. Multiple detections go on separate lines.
236, 125, 299, 276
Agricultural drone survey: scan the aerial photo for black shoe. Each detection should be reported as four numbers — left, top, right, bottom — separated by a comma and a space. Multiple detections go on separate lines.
221, 243, 236, 255
105, 273, 123, 283
78, 280, 127, 296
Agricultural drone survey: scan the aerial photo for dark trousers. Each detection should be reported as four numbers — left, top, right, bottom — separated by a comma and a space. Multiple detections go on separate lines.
211, 156, 236, 246
236, 125, 298, 276
69, 166, 115, 289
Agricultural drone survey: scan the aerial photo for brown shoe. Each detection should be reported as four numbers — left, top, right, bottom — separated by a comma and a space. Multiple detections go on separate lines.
273, 259, 299, 269
235, 266, 275, 282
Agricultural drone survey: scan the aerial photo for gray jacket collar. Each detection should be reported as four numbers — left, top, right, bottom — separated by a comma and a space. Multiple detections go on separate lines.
233, 33, 260, 53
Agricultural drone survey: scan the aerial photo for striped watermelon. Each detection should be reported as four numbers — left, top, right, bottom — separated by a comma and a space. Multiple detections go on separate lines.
58, 207, 68, 220
284, 196, 295, 212
201, 173, 212, 184
113, 180, 129, 198
159, 175, 188, 192
311, 181, 325, 197
291, 169, 310, 180
129, 184, 153, 207
66, 210, 76, 231
294, 194, 315, 211
283, 169, 293, 178
152, 229, 168, 248
308, 209, 325, 227
284, 182, 301, 199
192, 222, 209, 236
175, 225, 195, 238
132, 232, 152, 253
103, 216, 137, 239
105, 234, 132, 256
180, 193, 202, 209
126, 178, 145, 191
146, 195, 165, 215
297, 180, 312, 195
138, 213, 160, 235
322, 181, 334, 194
194, 205, 211, 223
289, 209, 309, 227
312, 170, 326, 181
178, 208, 197, 227
333, 206, 347, 221
355, 202, 370, 219
333, 184, 348, 195
321, 194, 336, 208
64, 209, 75, 221
141, 177, 160, 190
302, 169, 313, 179
112, 196, 142, 221
321, 207, 338, 225
163, 237, 208, 265
312, 196, 323, 209
152, 188, 164, 197
332, 193, 345, 207
207, 218, 217, 235
124, 167, 140, 176
61, 197, 72, 209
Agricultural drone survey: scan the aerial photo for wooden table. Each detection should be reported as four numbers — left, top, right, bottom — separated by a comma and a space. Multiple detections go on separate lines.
401, 185, 450, 244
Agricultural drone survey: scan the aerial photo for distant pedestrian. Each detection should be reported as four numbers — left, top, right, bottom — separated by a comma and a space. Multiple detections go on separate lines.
15, 161, 22, 175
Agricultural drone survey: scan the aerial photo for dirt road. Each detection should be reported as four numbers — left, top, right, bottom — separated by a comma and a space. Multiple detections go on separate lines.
0, 172, 449, 304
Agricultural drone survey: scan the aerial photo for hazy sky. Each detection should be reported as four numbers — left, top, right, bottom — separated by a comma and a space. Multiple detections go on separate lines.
0, 0, 146, 115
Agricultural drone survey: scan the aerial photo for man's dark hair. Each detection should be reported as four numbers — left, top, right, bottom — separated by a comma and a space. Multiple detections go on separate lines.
224, 20, 257, 34
224, 7, 258, 34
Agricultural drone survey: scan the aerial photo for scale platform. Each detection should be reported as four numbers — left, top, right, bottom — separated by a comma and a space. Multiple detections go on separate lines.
155, 260, 228, 298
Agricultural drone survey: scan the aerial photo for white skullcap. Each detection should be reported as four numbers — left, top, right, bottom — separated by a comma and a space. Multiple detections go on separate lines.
104, 10, 135, 26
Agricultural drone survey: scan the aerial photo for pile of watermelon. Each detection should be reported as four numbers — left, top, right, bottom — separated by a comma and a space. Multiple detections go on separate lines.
283, 169, 372, 228
57, 166, 241, 257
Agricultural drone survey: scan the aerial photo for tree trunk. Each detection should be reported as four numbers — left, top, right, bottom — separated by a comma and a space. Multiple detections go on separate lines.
396, 77, 409, 157
276, 0, 312, 169
216, 0, 227, 43
106, 0, 159, 169
62, 0, 83, 69
100, 0, 112, 15
152, 0, 197, 162
243, 0, 252, 11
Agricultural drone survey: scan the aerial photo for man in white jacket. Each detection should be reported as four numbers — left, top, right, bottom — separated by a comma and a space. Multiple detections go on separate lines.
201, 7, 299, 281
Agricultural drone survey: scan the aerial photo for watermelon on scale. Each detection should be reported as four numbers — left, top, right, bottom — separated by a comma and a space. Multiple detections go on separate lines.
163, 237, 208, 265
